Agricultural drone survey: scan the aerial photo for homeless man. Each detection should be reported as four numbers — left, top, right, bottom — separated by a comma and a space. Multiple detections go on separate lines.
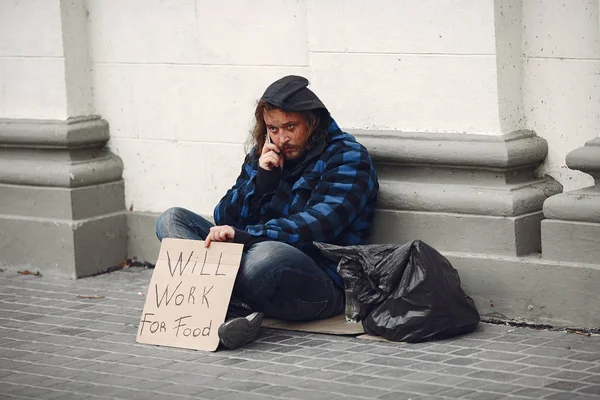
156, 75, 379, 349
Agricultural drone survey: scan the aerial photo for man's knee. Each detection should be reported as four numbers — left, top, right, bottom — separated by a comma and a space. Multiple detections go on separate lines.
235, 241, 312, 295
236, 242, 287, 285
156, 207, 188, 241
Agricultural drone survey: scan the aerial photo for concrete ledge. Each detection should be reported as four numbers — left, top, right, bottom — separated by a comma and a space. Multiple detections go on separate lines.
371, 209, 543, 256
541, 219, 600, 264
128, 212, 161, 263
351, 129, 547, 168
449, 252, 600, 329
127, 211, 214, 264
0, 212, 127, 278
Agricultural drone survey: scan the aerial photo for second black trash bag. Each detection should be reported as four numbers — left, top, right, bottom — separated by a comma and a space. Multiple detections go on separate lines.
315, 240, 480, 342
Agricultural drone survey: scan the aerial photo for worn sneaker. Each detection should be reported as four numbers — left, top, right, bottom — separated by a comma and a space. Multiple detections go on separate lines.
218, 312, 263, 350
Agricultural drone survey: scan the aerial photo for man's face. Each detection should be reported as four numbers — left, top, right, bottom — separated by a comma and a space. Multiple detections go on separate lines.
263, 109, 311, 161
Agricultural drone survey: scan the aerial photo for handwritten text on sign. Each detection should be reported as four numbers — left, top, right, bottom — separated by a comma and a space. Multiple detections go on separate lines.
136, 238, 243, 351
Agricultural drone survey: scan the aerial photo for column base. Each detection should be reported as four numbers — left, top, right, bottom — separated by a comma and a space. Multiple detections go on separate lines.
353, 130, 561, 257
0, 211, 127, 278
0, 117, 127, 278
541, 138, 600, 264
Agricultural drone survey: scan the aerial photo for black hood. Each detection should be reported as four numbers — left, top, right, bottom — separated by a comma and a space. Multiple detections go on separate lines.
260, 75, 328, 113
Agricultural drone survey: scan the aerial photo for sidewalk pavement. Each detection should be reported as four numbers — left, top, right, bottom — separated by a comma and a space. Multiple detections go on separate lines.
1, 267, 600, 400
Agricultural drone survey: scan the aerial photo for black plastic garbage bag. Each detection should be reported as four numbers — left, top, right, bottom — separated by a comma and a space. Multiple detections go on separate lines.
315, 240, 480, 342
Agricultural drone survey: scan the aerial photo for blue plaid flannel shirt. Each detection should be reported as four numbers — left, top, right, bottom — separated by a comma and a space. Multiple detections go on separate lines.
213, 119, 379, 285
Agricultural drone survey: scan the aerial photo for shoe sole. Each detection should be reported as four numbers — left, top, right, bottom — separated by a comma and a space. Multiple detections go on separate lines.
218, 312, 263, 350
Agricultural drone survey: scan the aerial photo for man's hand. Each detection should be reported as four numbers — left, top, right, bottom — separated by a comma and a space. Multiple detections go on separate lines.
205, 225, 235, 247
259, 141, 284, 171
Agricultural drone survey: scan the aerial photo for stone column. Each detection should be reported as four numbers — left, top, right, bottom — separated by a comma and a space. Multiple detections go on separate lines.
542, 139, 600, 263
0, 0, 126, 277
346, 0, 562, 257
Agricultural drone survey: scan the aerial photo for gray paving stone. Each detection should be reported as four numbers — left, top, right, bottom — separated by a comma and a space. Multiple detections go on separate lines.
511, 387, 559, 398
361, 377, 405, 389
544, 393, 594, 400
463, 391, 505, 400
393, 350, 427, 359
443, 357, 482, 366
437, 387, 477, 397
422, 345, 463, 354
392, 381, 448, 395
284, 389, 341, 400
523, 346, 575, 358
378, 391, 425, 400
438, 365, 480, 376
569, 352, 600, 362
10, 385, 64, 399
524, 357, 575, 371
471, 360, 528, 372
517, 366, 557, 377
335, 384, 390, 398
478, 342, 533, 353
425, 374, 466, 386
415, 353, 453, 362
583, 375, 600, 385
365, 356, 416, 368
401, 371, 440, 383
512, 376, 560, 387
468, 370, 522, 382
520, 337, 553, 346
577, 385, 600, 396
478, 381, 525, 393
545, 380, 589, 391
475, 350, 528, 362
336, 373, 376, 384
375, 368, 415, 379
324, 361, 365, 372
551, 370, 593, 381
450, 348, 482, 357
254, 384, 296, 397
564, 361, 597, 371
407, 361, 447, 372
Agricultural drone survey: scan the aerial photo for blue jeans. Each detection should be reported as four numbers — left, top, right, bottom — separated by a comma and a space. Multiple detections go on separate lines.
156, 207, 344, 321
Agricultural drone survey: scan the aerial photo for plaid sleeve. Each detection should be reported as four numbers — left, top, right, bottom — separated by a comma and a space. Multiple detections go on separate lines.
213, 153, 259, 228
244, 142, 377, 245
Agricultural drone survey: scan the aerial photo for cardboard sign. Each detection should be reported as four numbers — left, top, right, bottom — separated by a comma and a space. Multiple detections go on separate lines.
136, 238, 243, 351
262, 314, 365, 335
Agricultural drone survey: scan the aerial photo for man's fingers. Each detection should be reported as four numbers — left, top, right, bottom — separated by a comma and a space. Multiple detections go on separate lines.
261, 142, 280, 156
260, 151, 281, 171
205, 226, 234, 247
265, 153, 280, 167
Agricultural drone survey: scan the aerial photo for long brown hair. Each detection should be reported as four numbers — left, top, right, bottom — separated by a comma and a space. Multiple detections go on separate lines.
247, 100, 330, 156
